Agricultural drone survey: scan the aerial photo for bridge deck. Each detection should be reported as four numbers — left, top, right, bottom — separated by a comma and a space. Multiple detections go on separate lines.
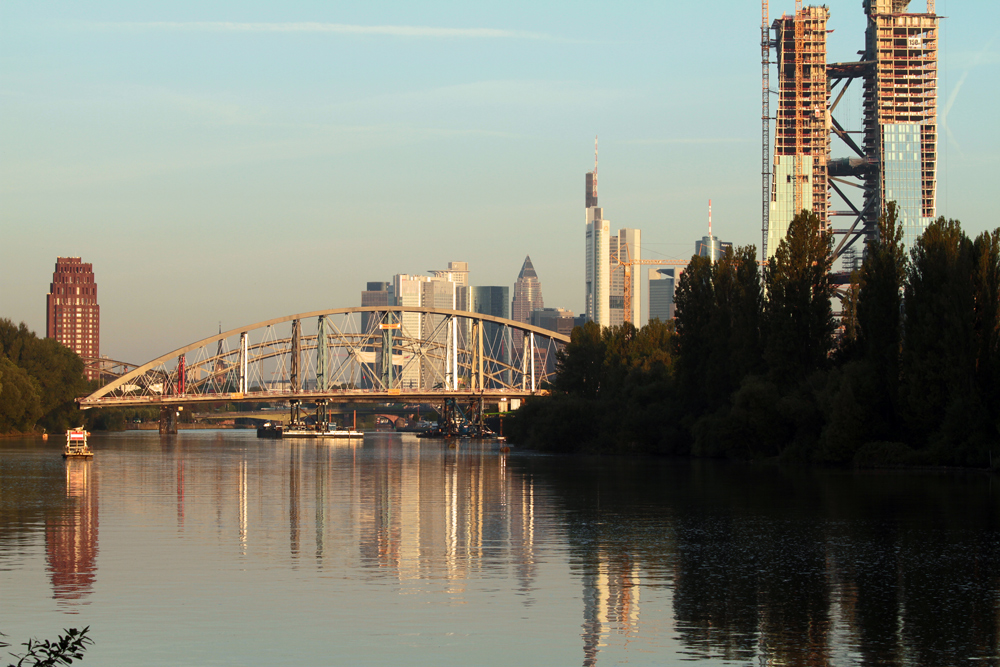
80, 388, 547, 408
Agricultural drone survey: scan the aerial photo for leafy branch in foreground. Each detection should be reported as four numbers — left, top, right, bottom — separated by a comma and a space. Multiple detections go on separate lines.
1, 627, 93, 667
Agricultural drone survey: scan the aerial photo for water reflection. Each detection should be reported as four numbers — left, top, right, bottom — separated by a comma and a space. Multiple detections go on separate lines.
45, 459, 98, 610
4, 436, 1000, 665
532, 457, 1000, 665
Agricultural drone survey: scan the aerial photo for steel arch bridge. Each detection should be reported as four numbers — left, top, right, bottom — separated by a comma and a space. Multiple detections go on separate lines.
79, 306, 570, 409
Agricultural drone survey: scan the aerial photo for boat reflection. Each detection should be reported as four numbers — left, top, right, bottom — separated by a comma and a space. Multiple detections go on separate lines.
45, 458, 98, 610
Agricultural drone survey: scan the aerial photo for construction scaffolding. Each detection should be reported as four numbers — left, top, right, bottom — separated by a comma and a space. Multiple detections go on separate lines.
763, 0, 939, 268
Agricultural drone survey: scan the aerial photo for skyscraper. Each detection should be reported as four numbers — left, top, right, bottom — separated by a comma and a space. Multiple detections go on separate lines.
511, 256, 544, 328
864, 0, 939, 250
46, 257, 99, 380
585, 144, 610, 327
610, 228, 641, 326
765, 1, 939, 258
512, 256, 544, 354
768, 6, 830, 258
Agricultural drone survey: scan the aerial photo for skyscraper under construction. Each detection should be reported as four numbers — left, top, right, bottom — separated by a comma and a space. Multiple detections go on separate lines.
764, 0, 939, 258
768, 5, 830, 258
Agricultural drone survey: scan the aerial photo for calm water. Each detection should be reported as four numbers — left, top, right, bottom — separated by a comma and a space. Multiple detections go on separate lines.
2, 431, 1000, 666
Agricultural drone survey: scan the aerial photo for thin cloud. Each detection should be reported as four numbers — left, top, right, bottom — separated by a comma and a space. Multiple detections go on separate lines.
624, 138, 754, 145
91, 21, 555, 40
942, 37, 995, 155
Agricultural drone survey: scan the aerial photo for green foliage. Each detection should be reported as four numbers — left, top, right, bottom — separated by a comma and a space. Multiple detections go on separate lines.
0, 357, 42, 433
764, 210, 835, 381
674, 246, 763, 418
516, 318, 683, 454
1, 627, 92, 667
0, 319, 89, 434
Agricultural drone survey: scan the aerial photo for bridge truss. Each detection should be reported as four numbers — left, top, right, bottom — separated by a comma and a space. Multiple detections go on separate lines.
79, 306, 570, 409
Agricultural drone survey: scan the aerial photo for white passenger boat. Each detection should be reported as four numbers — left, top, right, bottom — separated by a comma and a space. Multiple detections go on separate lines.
63, 427, 94, 458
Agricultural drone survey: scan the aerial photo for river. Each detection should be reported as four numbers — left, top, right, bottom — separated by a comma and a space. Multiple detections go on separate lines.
2, 431, 999, 665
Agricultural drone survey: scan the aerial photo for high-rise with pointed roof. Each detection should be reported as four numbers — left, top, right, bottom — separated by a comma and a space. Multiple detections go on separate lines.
512, 256, 543, 327
511, 256, 543, 355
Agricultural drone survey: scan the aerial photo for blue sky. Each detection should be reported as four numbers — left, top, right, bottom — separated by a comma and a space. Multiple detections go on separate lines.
2, 0, 997, 363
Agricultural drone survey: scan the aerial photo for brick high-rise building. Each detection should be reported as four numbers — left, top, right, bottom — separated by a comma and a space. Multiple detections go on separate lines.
46, 257, 100, 380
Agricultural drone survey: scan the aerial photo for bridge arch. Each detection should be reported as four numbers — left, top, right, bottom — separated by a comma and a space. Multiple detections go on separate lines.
80, 306, 571, 408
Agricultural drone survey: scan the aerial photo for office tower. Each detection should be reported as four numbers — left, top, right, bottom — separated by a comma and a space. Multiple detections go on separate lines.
531, 308, 575, 337
511, 256, 543, 327
863, 0, 939, 251
585, 150, 610, 327
471, 286, 512, 388
768, 6, 830, 259
359, 282, 391, 388
649, 268, 678, 322
46, 257, 100, 380
361, 282, 391, 333
392, 268, 466, 390
695, 235, 733, 259
512, 256, 544, 356
610, 229, 641, 327
430, 261, 469, 287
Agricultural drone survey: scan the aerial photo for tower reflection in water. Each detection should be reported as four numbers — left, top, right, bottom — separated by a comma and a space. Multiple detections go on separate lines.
45, 459, 98, 610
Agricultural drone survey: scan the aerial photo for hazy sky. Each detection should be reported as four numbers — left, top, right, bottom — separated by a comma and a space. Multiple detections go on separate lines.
2, 0, 997, 364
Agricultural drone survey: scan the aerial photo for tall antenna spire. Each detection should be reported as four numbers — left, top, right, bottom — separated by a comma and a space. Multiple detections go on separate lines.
709, 199, 715, 263
594, 135, 598, 197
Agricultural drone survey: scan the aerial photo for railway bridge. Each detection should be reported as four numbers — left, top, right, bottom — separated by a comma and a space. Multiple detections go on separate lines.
79, 306, 570, 433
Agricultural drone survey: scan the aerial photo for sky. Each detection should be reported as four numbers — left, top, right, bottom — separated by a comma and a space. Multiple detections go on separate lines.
2, 0, 998, 364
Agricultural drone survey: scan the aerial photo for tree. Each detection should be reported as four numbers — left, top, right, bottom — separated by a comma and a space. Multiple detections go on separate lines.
0, 357, 42, 433
553, 321, 606, 398
852, 201, 907, 439
900, 217, 985, 461
763, 210, 835, 382
673, 254, 716, 413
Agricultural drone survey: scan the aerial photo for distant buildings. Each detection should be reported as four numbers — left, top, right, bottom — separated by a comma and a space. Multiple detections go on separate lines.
359, 255, 579, 389
649, 269, 679, 323
46, 257, 99, 380
695, 235, 732, 260
531, 307, 575, 337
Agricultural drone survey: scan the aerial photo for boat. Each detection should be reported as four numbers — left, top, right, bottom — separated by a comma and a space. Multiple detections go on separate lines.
256, 422, 284, 439
395, 419, 433, 433
63, 427, 94, 458
262, 421, 363, 439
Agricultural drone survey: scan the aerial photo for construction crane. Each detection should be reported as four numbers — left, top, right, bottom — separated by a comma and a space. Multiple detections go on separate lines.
613, 242, 689, 325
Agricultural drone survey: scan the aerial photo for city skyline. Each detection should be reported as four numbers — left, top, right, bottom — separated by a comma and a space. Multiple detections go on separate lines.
2, 0, 996, 365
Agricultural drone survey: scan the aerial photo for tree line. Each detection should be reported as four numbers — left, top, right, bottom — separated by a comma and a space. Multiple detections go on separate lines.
510, 206, 1000, 467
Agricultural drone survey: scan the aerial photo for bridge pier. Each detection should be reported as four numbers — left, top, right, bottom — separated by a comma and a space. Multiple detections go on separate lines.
159, 406, 178, 434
